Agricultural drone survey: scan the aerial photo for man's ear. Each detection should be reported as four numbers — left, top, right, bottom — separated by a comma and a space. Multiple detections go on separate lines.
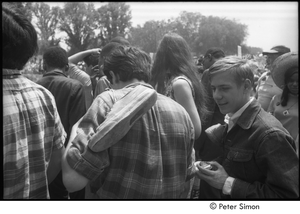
109, 70, 118, 84
65, 63, 69, 72
244, 79, 253, 92
43, 62, 47, 71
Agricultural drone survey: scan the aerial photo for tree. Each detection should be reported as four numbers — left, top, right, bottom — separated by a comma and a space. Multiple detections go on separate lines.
129, 21, 161, 53
196, 16, 248, 55
6, 2, 33, 22
95, 2, 132, 46
31, 3, 61, 53
172, 11, 203, 53
129, 11, 248, 56
58, 2, 98, 55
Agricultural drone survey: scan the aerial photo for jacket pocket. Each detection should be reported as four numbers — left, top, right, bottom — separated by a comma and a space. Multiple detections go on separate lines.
226, 149, 253, 162
224, 148, 255, 180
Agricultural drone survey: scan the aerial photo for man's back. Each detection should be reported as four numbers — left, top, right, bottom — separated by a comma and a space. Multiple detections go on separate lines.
68, 84, 195, 199
37, 70, 86, 143
3, 75, 66, 199
101, 93, 194, 198
37, 70, 87, 199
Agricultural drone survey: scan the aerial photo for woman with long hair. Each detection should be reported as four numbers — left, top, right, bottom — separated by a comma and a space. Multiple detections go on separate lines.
150, 32, 209, 140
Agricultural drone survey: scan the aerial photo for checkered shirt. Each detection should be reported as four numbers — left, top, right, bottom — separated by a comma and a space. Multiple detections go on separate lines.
3, 70, 66, 199
67, 83, 195, 199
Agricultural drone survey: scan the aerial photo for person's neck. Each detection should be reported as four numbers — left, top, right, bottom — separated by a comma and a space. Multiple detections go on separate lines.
47, 68, 64, 73
114, 79, 145, 90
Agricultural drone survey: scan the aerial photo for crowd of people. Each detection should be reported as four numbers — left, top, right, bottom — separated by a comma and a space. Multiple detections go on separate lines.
3, 3, 299, 199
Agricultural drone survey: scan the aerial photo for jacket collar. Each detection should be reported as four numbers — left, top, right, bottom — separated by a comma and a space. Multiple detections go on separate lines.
125, 82, 154, 89
43, 69, 68, 78
235, 99, 261, 130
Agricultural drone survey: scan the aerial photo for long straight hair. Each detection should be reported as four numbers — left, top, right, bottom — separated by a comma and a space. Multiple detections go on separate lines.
150, 32, 209, 122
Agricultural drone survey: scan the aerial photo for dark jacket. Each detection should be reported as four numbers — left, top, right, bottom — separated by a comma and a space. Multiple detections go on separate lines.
208, 99, 299, 198
37, 70, 86, 145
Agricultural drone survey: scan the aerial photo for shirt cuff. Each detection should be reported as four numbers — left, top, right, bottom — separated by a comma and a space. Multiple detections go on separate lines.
66, 133, 110, 180
222, 176, 235, 195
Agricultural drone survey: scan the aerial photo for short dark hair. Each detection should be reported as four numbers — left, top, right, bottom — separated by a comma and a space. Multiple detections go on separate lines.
204, 47, 225, 59
109, 36, 130, 46
101, 42, 124, 58
43, 46, 68, 69
83, 54, 99, 67
2, 3, 38, 70
103, 46, 151, 83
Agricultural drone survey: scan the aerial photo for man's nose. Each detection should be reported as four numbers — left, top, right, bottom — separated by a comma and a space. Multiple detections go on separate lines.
213, 90, 222, 100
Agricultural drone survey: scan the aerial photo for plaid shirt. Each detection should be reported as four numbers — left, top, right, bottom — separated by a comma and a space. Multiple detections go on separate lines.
67, 83, 195, 199
3, 70, 66, 199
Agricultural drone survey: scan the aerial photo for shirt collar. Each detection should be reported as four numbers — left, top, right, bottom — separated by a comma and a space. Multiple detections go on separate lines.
225, 97, 255, 125
43, 69, 68, 78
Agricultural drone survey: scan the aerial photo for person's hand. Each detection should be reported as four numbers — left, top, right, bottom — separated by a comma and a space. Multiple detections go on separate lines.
195, 161, 228, 190
90, 48, 101, 56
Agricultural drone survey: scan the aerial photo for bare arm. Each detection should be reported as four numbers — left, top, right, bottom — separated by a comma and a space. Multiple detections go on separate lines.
68, 48, 101, 64
173, 79, 202, 139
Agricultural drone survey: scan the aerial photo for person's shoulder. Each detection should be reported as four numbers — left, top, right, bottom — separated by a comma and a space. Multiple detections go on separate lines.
156, 93, 187, 111
31, 82, 57, 105
172, 76, 192, 89
255, 107, 287, 131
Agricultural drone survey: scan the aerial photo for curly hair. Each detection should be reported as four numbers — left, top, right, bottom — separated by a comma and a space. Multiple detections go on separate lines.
43, 46, 68, 70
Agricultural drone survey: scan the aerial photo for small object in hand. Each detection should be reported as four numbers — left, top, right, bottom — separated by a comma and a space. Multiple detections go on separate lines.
199, 161, 213, 170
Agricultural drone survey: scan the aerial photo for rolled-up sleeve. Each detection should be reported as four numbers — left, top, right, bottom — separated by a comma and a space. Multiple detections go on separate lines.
66, 94, 112, 180
66, 136, 109, 180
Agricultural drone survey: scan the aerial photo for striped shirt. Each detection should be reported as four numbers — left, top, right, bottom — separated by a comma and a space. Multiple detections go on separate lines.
67, 83, 195, 199
3, 70, 66, 199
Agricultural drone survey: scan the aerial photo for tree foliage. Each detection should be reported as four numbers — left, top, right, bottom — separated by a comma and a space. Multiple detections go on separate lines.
31, 3, 61, 52
17, 2, 252, 57
129, 20, 166, 53
172, 11, 203, 52
195, 15, 248, 55
58, 2, 98, 55
5, 2, 33, 21
95, 2, 132, 46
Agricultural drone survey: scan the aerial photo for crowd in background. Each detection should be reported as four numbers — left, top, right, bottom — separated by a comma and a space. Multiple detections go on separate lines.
3, 3, 299, 200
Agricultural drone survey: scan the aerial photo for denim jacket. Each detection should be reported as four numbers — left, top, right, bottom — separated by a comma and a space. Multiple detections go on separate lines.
209, 99, 299, 198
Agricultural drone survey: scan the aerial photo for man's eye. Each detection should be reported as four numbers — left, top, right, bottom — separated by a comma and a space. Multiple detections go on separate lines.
220, 87, 229, 91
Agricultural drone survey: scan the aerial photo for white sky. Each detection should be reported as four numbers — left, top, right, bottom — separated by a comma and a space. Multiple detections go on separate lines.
45, 1, 298, 52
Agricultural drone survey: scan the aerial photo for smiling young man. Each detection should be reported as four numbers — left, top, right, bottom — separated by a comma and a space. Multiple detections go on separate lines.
195, 56, 299, 198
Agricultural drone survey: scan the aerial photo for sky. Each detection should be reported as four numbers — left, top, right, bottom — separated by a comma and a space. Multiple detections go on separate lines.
45, 1, 298, 52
